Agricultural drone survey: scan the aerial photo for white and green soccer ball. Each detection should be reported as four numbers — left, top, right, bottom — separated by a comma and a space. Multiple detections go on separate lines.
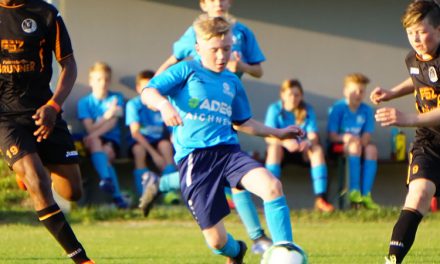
261, 243, 308, 264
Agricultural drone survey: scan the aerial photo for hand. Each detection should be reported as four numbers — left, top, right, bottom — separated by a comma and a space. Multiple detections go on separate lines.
370, 86, 391, 105
277, 125, 305, 140
103, 98, 122, 120
375, 107, 416, 127
32, 105, 58, 142
226, 51, 243, 73
342, 133, 359, 144
160, 101, 183, 126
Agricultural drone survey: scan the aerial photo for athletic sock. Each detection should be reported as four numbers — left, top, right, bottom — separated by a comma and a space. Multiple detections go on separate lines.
264, 196, 293, 243
265, 164, 281, 178
107, 165, 122, 198
348, 155, 361, 192
37, 204, 90, 264
233, 190, 263, 240
159, 171, 181, 192
311, 164, 327, 195
90, 152, 110, 180
162, 164, 177, 174
388, 209, 423, 263
133, 168, 148, 195
361, 159, 377, 195
211, 233, 240, 257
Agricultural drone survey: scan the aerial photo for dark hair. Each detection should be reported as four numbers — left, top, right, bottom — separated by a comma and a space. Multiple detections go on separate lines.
136, 70, 155, 83
280, 79, 307, 125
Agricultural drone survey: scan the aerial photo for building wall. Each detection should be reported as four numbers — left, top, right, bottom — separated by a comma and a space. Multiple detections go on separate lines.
59, 0, 413, 159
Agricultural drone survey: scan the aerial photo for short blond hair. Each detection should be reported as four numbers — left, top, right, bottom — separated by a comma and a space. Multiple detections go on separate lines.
344, 73, 370, 86
402, 0, 440, 28
193, 14, 231, 41
89, 61, 112, 79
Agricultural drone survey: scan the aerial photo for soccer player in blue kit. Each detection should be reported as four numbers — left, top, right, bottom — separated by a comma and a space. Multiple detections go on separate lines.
265, 79, 334, 212
156, 0, 271, 254
328, 73, 379, 210
142, 15, 306, 264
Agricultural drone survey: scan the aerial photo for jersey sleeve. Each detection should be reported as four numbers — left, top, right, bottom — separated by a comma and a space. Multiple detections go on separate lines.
125, 99, 139, 126
264, 103, 279, 128
240, 24, 266, 64
173, 26, 197, 61
48, 8, 73, 61
147, 62, 190, 96
231, 80, 252, 124
327, 103, 341, 134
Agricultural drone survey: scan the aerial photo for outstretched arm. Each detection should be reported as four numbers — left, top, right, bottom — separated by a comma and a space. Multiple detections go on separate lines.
370, 77, 414, 104
376, 107, 440, 127
233, 118, 304, 139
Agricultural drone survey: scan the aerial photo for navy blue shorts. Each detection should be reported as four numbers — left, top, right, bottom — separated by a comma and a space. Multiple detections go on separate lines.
178, 144, 263, 229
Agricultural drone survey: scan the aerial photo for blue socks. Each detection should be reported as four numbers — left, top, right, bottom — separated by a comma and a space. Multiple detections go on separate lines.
90, 152, 110, 180
107, 165, 122, 198
265, 164, 281, 178
159, 171, 181, 192
362, 159, 377, 195
133, 168, 148, 195
311, 164, 327, 195
211, 233, 240, 257
348, 155, 361, 192
264, 196, 293, 243
232, 191, 263, 240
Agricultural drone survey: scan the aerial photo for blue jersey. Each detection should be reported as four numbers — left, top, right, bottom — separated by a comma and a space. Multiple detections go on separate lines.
265, 100, 318, 134
77, 91, 124, 144
146, 60, 252, 162
125, 96, 166, 144
173, 21, 265, 78
327, 99, 375, 136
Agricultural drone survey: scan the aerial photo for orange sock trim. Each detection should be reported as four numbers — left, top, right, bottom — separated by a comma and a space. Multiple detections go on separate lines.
38, 209, 62, 221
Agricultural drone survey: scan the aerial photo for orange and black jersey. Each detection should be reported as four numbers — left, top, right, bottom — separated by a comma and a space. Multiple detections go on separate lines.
406, 45, 440, 138
0, 0, 73, 117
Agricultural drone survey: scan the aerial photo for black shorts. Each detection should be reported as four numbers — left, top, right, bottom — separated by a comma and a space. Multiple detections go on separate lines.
0, 116, 79, 167
408, 139, 440, 196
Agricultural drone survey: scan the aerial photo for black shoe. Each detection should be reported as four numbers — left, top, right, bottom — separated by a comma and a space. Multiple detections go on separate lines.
226, 241, 247, 264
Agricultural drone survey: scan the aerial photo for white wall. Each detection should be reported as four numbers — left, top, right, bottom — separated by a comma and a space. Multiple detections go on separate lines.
59, 0, 414, 159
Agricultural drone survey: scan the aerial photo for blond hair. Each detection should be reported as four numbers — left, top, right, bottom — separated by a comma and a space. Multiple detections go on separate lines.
193, 14, 231, 41
89, 62, 112, 79
280, 79, 307, 125
344, 73, 370, 86
402, 0, 440, 28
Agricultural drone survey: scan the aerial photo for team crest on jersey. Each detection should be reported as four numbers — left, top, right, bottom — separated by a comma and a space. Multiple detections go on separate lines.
356, 115, 365, 124
223, 83, 234, 98
22, 18, 37, 33
412, 164, 419, 175
428, 66, 438, 83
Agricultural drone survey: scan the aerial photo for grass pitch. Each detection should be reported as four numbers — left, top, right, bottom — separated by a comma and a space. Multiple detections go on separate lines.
1, 208, 440, 264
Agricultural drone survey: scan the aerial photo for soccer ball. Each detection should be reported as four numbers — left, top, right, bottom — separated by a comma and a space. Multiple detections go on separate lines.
260, 243, 308, 264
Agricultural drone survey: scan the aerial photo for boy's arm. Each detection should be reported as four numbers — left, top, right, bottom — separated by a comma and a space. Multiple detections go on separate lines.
370, 77, 414, 104
141, 88, 182, 126
156, 55, 179, 76
376, 107, 440, 127
82, 117, 118, 138
227, 54, 263, 78
129, 122, 166, 169
233, 118, 303, 139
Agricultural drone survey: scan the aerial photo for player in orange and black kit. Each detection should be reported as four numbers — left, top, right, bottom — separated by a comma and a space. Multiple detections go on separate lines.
370, 1, 440, 263
0, 0, 94, 263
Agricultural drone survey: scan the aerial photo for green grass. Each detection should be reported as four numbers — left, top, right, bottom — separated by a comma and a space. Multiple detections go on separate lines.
1, 209, 440, 263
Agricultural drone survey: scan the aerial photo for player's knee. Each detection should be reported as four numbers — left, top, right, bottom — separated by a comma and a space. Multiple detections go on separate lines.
265, 177, 283, 199
346, 141, 362, 155
364, 144, 378, 159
